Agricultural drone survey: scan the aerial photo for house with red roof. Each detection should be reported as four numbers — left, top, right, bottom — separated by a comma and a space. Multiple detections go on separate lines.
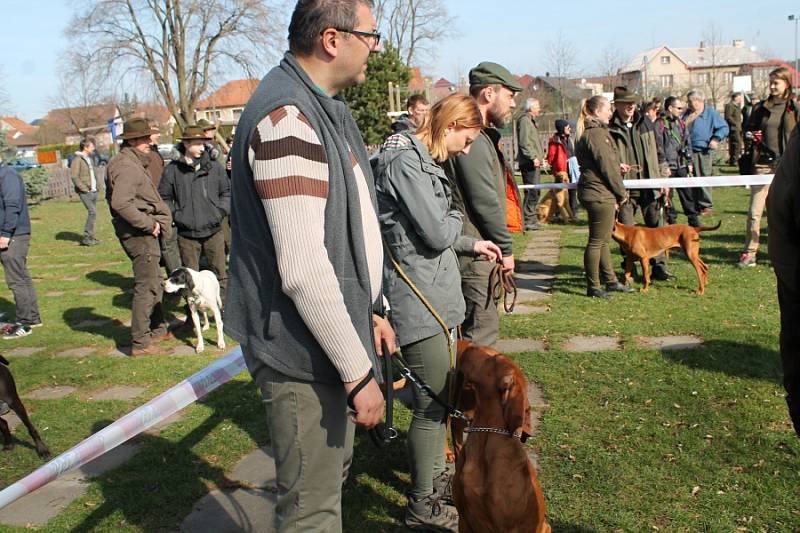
194, 79, 259, 126
1, 116, 39, 154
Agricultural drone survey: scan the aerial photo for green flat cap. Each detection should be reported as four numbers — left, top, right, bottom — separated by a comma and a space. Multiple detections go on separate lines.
469, 62, 523, 92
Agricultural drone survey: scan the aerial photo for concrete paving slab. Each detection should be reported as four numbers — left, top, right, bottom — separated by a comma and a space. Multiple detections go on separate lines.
107, 346, 131, 358
637, 335, 704, 350
73, 318, 114, 329
231, 446, 276, 489
494, 338, 546, 354
508, 304, 549, 315
55, 347, 96, 358
88, 385, 146, 401
64, 444, 140, 480
5, 346, 45, 357
0, 478, 87, 527
563, 336, 621, 352
515, 289, 553, 303
44, 291, 65, 297
5, 412, 20, 430
179, 488, 276, 533
144, 412, 185, 435
83, 289, 109, 296
572, 228, 590, 234
24, 386, 77, 400
59, 276, 80, 282
172, 345, 198, 357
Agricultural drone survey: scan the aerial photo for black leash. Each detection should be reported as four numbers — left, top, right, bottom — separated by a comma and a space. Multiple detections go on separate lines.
392, 351, 470, 425
367, 340, 399, 448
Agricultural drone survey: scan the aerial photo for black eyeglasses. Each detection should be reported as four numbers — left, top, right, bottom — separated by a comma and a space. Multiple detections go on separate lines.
335, 28, 381, 46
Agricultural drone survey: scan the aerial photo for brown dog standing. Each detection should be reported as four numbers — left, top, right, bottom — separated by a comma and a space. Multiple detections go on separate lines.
611, 220, 721, 294
0, 355, 50, 459
536, 172, 576, 225
452, 344, 549, 533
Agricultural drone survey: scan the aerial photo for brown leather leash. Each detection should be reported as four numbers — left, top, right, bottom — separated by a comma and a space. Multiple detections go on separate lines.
486, 262, 517, 313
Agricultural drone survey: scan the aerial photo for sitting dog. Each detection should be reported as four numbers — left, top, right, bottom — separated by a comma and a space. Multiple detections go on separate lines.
0, 356, 51, 459
535, 171, 576, 225
452, 343, 550, 533
163, 267, 225, 353
611, 220, 722, 294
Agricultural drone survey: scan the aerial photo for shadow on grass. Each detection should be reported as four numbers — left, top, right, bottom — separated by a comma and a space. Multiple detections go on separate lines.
343, 428, 411, 532
86, 270, 132, 290
0, 297, 16, 322
548, 522, 599, 533
72, 380, 267, 532
55, 231, 83, 243
661, 339, 782, 383
62, 307, 129, 346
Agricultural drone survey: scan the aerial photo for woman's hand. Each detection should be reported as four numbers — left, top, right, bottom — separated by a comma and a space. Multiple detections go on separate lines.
620, 163, 631, 174
474, 240, 502, 262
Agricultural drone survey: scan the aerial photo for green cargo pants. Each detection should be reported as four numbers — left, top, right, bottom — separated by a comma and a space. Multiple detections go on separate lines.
459, 258, 499, 347
252, 362, 355, 533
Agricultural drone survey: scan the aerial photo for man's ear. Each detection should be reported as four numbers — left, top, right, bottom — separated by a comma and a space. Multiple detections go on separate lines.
320, 27, 340, 58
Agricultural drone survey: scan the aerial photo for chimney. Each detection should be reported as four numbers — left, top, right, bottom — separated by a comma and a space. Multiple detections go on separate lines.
733, 39, 744, 48
699, 40, 705, 49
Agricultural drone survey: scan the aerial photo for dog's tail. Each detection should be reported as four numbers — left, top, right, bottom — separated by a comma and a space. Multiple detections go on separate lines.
0, 355, 9, 366
696, 221, 722, 232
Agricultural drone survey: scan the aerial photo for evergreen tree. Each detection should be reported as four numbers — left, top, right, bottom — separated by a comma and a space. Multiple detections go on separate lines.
343, 45, 410, 146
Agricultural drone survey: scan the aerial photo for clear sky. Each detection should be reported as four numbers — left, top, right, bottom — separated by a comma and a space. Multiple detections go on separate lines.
3, 0, 799, 122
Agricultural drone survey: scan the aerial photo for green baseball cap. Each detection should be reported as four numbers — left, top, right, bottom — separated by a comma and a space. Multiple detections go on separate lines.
468, 62, 523, 92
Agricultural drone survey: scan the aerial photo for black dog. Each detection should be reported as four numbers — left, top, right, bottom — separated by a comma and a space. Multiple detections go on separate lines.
0, 356, 51, 459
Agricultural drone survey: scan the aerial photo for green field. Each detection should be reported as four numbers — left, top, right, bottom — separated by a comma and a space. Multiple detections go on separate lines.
0, 183, 797, 532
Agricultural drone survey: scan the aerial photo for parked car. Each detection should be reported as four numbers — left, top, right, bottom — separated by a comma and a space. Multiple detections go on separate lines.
5, 159, 40, 172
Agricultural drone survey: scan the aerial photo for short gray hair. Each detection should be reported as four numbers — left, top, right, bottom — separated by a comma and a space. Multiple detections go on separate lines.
288, 0, 374, 56
687, 89, 705, 102
524, 98, 540, 112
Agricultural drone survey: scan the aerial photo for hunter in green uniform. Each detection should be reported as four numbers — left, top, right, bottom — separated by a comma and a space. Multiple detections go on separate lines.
448, 62, 521, 347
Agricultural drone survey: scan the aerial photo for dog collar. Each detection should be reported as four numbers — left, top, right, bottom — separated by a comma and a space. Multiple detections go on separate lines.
466, 426, 522, 439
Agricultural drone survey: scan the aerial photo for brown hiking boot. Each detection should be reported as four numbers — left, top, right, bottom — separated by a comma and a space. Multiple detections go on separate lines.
131, 344, 162, 357
404, 490, 458, 532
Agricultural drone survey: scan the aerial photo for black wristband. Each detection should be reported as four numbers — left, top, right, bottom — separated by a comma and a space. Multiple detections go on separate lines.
346, 368, 374, 412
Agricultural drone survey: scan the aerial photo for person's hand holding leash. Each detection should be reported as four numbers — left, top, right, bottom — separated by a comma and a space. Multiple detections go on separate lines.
344, 370, 384, 428
502, 254, 515, 272
474, 240, 502, 262
151, 223, 161, 237
0, 236, 9, 250
373, 314, 396, 356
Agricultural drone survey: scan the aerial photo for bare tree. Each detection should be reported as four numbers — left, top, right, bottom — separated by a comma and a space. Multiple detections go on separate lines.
699, 23, 727, 108
543, 32, 578, 115
374, 0, 455, 66
0, 65, 11, 115
66, 0, 283, 129
598, 44, 626, 90
51, 52, 113, 132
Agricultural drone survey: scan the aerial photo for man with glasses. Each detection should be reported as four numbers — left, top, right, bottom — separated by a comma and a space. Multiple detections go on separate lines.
226, 1, 395, 531
658, 96, 698, 226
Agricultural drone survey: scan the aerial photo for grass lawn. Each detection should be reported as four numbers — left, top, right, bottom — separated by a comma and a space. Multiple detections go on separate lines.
0, 178, 798, 532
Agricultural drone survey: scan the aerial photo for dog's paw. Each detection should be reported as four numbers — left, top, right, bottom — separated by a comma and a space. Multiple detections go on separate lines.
195, 345, 205, 354
202, 324, 210, 332
218, 341, 226, 350
37, 447, 51, 460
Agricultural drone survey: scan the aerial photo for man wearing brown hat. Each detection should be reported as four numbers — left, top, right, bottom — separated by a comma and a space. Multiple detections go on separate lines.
447, 61, 521, 347
609, 86, 675, 282
106, 117, 173, 356
158, 125, 230, 300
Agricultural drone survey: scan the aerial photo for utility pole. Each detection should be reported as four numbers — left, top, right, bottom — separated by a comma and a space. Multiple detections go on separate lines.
790, 15, 799, 86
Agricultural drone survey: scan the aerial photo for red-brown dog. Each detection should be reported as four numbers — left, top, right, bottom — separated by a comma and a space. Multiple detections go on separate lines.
611, 220, 721, 295
452, 343, 549, 533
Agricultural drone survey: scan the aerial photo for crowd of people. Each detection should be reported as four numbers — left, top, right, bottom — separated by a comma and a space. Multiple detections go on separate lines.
0, 0, 798, 530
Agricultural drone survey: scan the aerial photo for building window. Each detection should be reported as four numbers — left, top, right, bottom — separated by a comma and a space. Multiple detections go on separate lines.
232, 108, 243, 120
724, 72, 734, 83
659, 75, 674, 88
660, 56, 670, 65
696, 73, 710, 85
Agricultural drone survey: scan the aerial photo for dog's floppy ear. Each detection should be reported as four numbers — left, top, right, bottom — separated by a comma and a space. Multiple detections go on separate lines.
497, 357, 532, 441
182, 268, 196, 292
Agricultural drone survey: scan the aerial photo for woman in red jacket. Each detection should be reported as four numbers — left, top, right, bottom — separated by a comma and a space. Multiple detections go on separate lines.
547, 119, 578, 213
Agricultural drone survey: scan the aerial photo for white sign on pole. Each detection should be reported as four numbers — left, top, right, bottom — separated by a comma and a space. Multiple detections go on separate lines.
732, 75, 752, 93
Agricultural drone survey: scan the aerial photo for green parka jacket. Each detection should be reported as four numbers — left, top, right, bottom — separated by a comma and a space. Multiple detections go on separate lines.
576, 118, 626, 204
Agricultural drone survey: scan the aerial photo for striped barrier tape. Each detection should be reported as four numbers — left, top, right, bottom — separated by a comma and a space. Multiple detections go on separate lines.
518, 174, 774, 190
0, 348, 247, 510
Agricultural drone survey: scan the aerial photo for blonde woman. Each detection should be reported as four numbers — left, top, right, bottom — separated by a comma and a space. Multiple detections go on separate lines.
373, 94, 500, 532
575, 95, 634, 298
738, 67, 799, 267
